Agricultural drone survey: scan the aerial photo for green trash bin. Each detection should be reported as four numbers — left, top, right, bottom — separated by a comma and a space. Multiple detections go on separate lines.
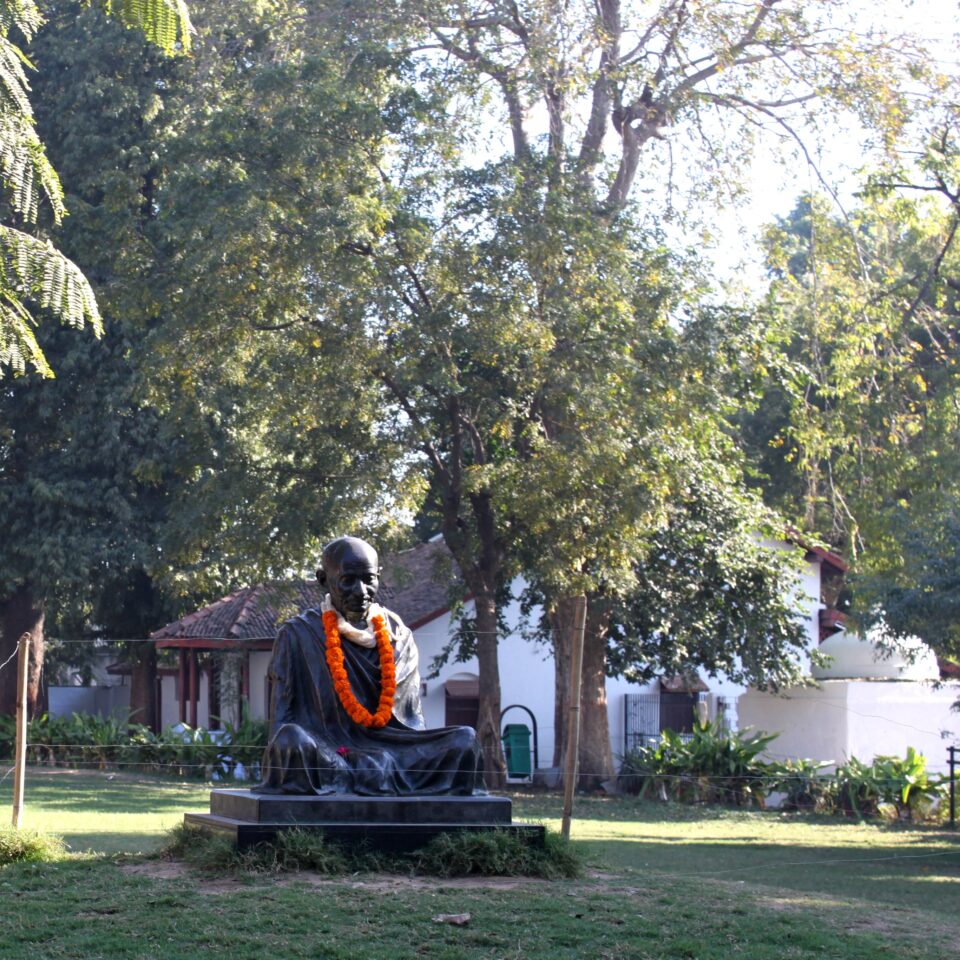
502, 723, 532, 778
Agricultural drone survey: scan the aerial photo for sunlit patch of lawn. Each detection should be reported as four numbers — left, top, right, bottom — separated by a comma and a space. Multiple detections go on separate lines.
0, 770, 956, 959
0, 767, 211, 854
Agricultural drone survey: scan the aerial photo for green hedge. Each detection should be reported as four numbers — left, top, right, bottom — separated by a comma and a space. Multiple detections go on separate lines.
0, 710, 268, 780
618, 720, 947, 820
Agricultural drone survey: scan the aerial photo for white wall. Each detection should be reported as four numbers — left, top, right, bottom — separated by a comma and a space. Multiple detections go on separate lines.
248, 651, 272, 721
48, 684, 130, 719
159, 675, 178, 729
845, 680, 960, 774
738, 683, 851, 767
157, 668, 210, 729
738, 680, 960, 774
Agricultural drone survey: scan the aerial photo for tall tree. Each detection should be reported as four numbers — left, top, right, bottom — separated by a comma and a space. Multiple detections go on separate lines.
743, 120, 960, 658
0, 0, 407, 717
264, 0, 936, 785
0, 6, 187, 716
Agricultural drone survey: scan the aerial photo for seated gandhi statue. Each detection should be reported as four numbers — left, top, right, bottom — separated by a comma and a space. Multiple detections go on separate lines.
258, 536, 484, 795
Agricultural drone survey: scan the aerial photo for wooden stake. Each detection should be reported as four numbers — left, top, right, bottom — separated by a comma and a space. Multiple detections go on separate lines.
12, 632, 30, 829
561, 595, 587, 840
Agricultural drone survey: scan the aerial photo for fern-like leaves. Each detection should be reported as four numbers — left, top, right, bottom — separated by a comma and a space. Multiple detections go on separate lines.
100, 0, 193, 55
0, 225, 102, 376
0, 113, 66, 224
0, 0, 190, 376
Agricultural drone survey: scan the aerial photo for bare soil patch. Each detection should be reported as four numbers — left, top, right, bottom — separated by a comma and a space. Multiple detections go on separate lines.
120, 858, 547, 892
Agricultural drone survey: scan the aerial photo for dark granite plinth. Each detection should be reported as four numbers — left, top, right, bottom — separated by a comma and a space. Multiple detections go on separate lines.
184, 790, 543, 852
209, 789, 512, 825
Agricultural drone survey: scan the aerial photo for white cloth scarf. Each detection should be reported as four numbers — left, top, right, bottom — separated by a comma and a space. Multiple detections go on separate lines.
320, 594, 387, 648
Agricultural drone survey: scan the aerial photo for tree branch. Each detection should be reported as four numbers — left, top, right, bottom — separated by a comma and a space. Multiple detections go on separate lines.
577, 0, 621, 174
376, 366, 452, 486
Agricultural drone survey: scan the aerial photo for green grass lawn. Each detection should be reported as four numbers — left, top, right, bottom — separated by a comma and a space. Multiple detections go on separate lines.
0, 768, 957, 960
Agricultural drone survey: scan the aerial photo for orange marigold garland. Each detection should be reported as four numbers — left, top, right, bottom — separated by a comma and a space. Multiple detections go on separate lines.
323, 609, 396, 728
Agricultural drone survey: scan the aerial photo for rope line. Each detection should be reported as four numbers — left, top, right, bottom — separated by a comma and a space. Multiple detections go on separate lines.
0, 646, 21, 673
2, 749, 956, 782
0, 760, 954, 787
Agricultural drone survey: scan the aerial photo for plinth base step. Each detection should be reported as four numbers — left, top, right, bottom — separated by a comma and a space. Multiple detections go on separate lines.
184, 812, 545, 853
208, 789, 513, 825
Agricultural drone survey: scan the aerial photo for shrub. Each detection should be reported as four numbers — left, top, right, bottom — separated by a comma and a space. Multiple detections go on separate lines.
618, 715, 779, 808
0, 710, 268, 781
412, 828, 581, 879
0, 827, 65, 866
214, 710, 270, 779
833, 756, 888, 818
162, 825, 580, 879
771, 758, 834, 812
163, 824, 348, 875
842, 748, 944, 821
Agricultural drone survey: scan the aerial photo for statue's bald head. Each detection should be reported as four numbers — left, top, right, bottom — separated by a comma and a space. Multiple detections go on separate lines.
317, 537, 380, 623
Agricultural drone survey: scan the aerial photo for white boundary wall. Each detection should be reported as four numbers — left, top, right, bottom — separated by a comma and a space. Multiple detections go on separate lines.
738, 679, 960, 774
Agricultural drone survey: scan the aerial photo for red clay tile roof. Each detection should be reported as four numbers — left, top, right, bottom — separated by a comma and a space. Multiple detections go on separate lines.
152, 538, 462, 646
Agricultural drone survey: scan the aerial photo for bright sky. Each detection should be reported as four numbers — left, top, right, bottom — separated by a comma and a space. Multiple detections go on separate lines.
707, 0, 960, 291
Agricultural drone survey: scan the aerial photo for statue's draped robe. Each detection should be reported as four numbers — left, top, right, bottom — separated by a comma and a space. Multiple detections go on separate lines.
258, 608, 482, 795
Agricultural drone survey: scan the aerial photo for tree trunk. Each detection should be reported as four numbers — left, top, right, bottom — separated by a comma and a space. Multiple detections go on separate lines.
438, 470, 508, 789
551, 593, 615, 790
473, 589, 508, 790
578, 600, 615, 790
550, 596, 577, 767
129, 642, 158, 732
0, 582, 45, 718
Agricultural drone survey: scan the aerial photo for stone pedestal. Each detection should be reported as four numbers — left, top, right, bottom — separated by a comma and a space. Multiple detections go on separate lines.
184, 789, 544, 852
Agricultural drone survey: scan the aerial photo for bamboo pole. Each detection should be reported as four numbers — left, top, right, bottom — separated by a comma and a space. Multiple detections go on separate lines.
12, 632, 30, 829
561, 595, 587, 840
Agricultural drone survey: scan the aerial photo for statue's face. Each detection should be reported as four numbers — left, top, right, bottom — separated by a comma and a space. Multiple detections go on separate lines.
320, 539, 380, 624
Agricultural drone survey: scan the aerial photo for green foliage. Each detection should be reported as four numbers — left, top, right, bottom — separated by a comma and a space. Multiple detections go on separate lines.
0, 0, 191, 377
747, 179, 960, 658
163, 823, 581, 879
859, 497, 960, 662
0, 1, 197, 712
605, 478, 810, 690
100, 0, 193, 55
835, 749, 945, 821
621, 742, 947, 821
0, 825, 65, 865
0, 0, 101, 376
0, 710, 268, 779
833, 756, 887, 819
0, 1, 395, 713
771, 758, 834, 813
618, 715, 779, 808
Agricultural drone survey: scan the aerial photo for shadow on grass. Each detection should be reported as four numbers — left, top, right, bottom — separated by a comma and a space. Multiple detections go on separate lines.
582, 836, 960, 917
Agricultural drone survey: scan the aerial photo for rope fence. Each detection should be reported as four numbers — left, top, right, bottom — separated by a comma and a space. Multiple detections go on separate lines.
1, 634, 956, 744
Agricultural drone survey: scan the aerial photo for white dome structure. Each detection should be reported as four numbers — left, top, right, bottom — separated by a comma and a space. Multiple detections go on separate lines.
811, 629, 940, 681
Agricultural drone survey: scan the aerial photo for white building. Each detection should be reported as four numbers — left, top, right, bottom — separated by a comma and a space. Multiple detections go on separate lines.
739, 629, 960, 774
